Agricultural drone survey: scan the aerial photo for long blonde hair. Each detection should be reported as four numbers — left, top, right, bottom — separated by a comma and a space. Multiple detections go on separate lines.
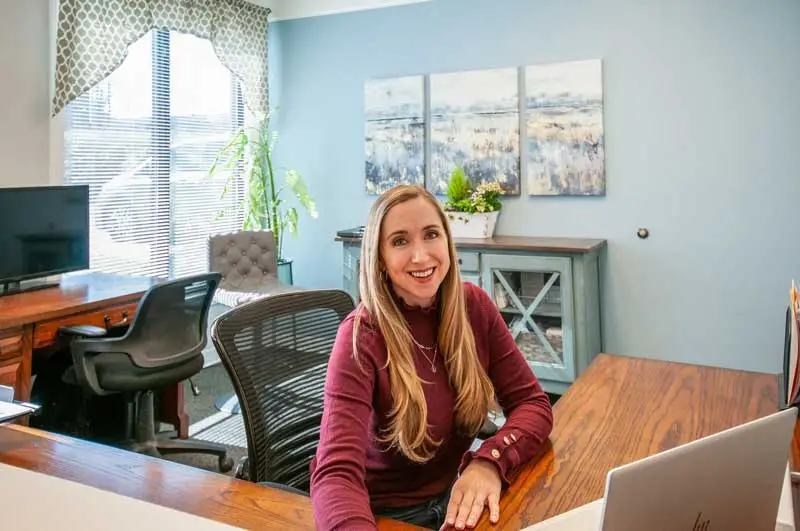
353, 184, 496, 463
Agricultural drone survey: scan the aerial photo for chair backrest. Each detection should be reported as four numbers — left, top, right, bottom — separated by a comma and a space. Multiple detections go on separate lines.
77, 273, 220, 369
210, 289, 355, 488
208, 230, 279, 293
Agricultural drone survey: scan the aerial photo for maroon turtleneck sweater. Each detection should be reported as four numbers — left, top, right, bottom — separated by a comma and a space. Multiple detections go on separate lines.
309, 282, 554, 530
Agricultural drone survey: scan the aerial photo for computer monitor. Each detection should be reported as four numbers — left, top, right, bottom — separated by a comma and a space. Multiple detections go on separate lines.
0, 185, 90, 295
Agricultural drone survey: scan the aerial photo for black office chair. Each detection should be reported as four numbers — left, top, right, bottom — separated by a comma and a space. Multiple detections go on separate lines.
210, 289, 355, 490
59, 272, 233, 472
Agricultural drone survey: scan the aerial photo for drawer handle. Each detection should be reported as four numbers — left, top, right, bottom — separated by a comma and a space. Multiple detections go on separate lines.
104, 311, 130, 328
458, 258, 463, 265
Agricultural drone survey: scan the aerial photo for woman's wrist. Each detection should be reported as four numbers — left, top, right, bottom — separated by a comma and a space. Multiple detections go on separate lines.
466, 457, 501, 478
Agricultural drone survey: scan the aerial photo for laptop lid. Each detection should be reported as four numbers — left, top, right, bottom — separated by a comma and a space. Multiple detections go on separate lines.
599, 407, 798, 531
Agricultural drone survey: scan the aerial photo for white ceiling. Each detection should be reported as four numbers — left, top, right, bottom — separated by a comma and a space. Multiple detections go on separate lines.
247, 0, 432, 21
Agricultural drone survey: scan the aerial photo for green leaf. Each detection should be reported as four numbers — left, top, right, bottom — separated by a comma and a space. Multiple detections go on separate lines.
284, 207, 299, 237
446, 166, 471, 204
285, 169, 319, 218
208, 114, 318, 259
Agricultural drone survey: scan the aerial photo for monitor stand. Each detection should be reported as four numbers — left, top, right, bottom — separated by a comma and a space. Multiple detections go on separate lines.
0, 279, 61, 297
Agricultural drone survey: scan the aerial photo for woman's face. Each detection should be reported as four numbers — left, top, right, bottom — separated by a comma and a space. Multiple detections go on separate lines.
379, 197, 451, 308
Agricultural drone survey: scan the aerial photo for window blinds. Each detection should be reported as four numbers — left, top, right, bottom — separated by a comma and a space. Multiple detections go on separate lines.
63, 30, 245, 279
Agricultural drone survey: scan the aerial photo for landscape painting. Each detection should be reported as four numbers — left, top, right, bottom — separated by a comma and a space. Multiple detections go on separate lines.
429, 68, 520, 196
526, 59, 605, 196
364, 75, 425, 195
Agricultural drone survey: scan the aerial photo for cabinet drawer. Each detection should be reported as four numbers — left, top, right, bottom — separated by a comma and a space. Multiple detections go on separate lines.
33, 302, 138, 348
456, 251, 480, 272
0, 333, 23, 363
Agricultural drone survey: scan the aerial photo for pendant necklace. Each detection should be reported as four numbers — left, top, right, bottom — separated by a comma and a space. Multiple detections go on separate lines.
410, 334, 438, 372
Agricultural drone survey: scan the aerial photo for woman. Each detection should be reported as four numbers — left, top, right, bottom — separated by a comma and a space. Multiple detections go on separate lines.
310, 184, 553, 530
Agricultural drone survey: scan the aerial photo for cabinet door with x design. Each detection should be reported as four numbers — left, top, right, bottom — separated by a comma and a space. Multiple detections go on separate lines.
482, 253, 576, 384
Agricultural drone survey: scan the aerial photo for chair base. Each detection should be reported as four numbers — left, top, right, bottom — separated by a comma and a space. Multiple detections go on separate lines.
124, 390, 233, 473
121, 436, 234, 473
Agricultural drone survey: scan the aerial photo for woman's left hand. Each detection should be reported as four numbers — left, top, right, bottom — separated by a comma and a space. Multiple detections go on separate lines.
441, 459, 502, 530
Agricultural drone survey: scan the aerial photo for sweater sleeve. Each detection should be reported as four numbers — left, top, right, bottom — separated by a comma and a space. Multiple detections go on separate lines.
459, 284, 554, 486
310, 313, 379, 530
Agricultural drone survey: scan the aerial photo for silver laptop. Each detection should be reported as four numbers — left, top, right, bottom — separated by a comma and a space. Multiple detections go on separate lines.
527, 407, 798, 531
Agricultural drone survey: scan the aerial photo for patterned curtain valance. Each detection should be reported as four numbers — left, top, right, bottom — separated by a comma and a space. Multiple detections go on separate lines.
52, 0, 271, 118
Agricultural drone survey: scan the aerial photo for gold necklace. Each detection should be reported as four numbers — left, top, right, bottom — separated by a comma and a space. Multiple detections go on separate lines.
410, 334, 436, 351
411, 338, 437, 372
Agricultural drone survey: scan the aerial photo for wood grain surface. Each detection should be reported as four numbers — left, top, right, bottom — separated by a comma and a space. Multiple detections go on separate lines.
478, 354, 781, 529
792, 419, 800, 471
0, 425, 419, 530
0, 271, 155, 329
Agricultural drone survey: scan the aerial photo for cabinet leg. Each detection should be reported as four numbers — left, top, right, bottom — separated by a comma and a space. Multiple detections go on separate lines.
159, 382, 189, 439
13, 327, 34, 427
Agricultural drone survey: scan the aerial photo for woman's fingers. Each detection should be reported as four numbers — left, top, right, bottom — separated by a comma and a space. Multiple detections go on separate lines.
464, 496, 486, 528
444, 488, 463, 529
487, 491, 501, 523
454, 491, 477, 529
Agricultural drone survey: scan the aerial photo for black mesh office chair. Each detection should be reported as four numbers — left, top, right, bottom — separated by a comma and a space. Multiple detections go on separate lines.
59, 272, 233, 472
210, 289, 355, 490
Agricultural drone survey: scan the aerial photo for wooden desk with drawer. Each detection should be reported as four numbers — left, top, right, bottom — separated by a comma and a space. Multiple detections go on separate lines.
0, 271, 189, 437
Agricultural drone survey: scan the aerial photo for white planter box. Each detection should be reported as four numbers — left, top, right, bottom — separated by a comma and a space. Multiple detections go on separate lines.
446, 210, 499, 239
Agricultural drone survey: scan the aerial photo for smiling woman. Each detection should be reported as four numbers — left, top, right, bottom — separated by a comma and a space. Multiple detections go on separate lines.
309, 184, 554, 530
379, 196, 451, 309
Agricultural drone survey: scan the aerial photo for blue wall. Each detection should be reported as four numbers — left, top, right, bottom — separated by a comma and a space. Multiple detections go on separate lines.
270, 0, 800, 373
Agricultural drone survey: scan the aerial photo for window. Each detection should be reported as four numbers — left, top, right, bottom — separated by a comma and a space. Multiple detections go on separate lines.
64, 30, 244, 279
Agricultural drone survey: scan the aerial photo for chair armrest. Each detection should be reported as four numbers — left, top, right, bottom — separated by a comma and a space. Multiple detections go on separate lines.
58, 325, 108, 338
62, 325, 132, 396
477, 417, 499, 439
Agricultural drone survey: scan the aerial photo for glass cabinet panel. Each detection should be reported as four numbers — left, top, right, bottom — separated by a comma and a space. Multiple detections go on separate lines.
482, 254, 575, 382
342, 244, 361, 302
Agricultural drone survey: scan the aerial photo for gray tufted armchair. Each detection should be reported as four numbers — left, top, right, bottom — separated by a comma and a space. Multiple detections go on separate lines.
208, 230, 301, 308
207, 230, 304, 414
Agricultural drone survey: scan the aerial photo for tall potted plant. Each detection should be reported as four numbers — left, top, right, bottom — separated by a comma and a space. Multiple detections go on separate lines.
443, 166, 503, 239
209, 113, 317, 284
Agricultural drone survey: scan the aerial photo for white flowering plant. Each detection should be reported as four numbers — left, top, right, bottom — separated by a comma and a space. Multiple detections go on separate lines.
443, 167, 504, 214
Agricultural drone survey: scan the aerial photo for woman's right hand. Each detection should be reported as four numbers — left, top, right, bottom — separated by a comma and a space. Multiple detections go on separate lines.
440, 459, 502, 530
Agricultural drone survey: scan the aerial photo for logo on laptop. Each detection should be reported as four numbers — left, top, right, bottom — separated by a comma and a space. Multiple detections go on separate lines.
692, 512, 710, 530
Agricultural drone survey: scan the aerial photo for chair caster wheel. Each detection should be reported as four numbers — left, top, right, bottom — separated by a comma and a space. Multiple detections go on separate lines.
219, 455, 234, 473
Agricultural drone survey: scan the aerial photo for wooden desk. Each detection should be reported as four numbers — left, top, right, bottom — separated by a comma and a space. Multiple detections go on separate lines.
0, 353, 790, 529
0, 271, 188, 437
0, 424, 418, 530
484, 353, 781, 529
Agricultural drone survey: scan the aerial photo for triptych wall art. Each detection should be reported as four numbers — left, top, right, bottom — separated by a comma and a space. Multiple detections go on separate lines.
364, 59, 605, 196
